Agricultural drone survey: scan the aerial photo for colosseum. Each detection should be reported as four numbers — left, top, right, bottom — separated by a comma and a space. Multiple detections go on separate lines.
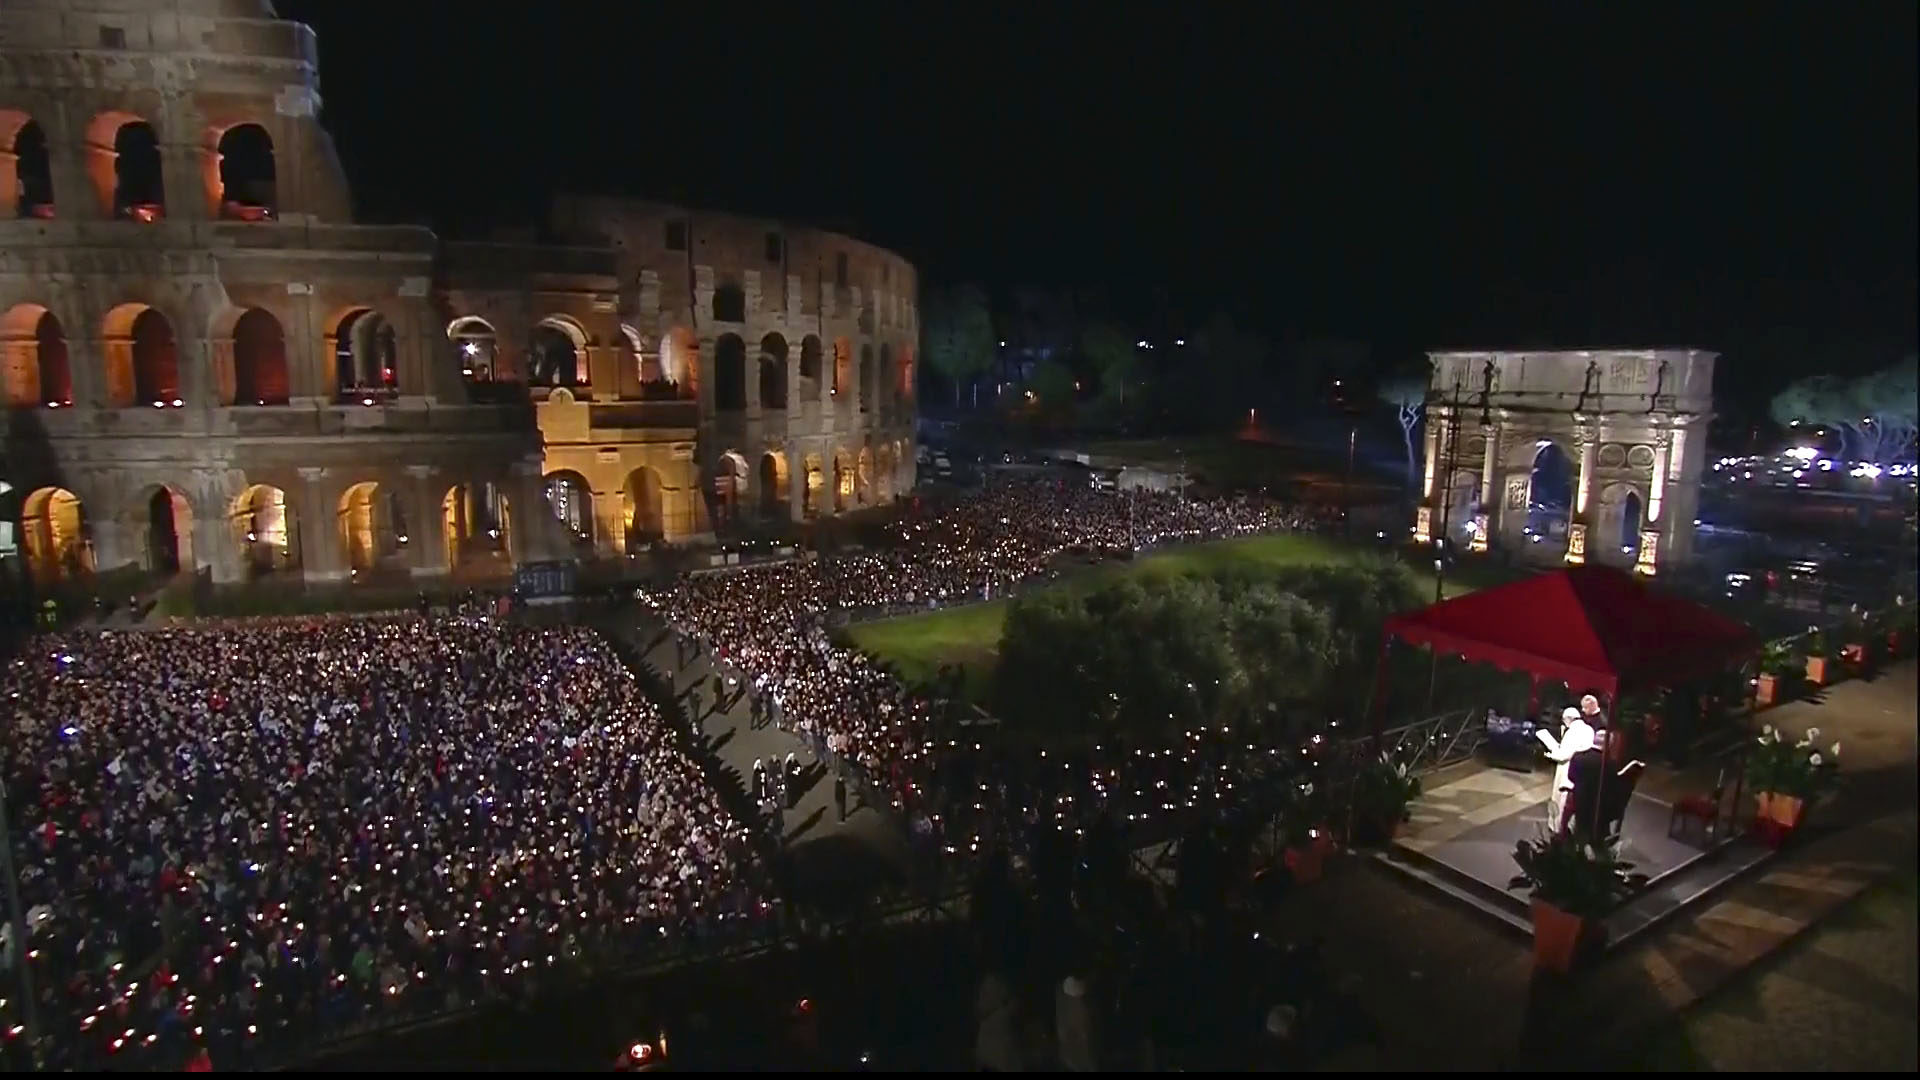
0, 0, 917, 593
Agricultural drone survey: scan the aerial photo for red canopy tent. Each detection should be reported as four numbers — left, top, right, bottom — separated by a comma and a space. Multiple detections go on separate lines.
1374, 564, 1759, 724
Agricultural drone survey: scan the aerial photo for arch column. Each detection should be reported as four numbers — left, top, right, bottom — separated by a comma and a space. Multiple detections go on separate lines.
404, 465, 448, 578
787, 440, 807, 523
296, 467, 346, 582
192, 475, 246, 585
505, 458, 560, 563
89, 516, 134, 574
1472, 424, 1499, 553
1565, 419, 1597, 565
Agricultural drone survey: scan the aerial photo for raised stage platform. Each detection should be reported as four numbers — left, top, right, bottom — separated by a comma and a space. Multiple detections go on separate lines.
1377, 761, 1776, 945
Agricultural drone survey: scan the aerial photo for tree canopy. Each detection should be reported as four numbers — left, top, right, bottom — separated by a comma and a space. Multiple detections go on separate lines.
994, 557, 1426, 741
921, 283, 997, 407
1768, 356, 1919, 463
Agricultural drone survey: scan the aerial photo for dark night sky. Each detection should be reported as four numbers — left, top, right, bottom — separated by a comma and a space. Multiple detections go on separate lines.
279, 2, 1915, 396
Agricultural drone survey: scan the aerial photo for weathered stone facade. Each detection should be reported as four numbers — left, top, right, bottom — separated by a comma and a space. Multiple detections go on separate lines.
1416, 348, 1714, 575
0, 1, 917, 588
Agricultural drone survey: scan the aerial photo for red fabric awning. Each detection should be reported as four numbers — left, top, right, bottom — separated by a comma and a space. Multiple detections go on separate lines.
1382, 564, 1759, 696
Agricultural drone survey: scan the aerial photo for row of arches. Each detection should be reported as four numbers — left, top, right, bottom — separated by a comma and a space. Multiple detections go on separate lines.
540, 467, 671, 551
709, 332, 912, 413
0, 301, 389, 408
0, 299, 919, 411
1, 109, 277, 222
709, 442, 908, 524
13, 479, 523, 586
1436, 442, 1646, 564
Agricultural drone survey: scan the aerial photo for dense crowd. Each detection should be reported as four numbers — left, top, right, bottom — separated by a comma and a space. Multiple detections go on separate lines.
648, 476, 1339, 861
0, 613, 763, 1069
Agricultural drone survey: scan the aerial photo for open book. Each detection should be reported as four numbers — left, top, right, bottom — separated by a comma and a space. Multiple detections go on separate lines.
1534, 728, 1560, 753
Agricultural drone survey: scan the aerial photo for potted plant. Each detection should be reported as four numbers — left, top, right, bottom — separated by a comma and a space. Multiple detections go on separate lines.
1279, 782, 1330, 883
1802, 628, 1833, 686
1350, 752, 1421, 847
1889, 601, 1917, 659
1744, 724, 1840, 847
1507, 831, 1645, 973
1838, 609, 1871, 670
1754, 641, 1800, 707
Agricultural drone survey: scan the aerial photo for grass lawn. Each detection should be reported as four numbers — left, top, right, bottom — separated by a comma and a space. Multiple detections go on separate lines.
844, 532, 1503, 703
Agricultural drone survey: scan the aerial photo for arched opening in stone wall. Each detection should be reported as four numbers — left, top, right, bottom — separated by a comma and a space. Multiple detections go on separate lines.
442, 482, 510, 572
659, 326, 698, 399
101, 303, 180, 408
1619, 490, 1644, 561
0, 304, 71, 408
529, 316, 588, 388
877, 344, 893, 414
759, 451, 788, 519
713, 451, 748, 527
448, 315, 498, 385
859, 345, 874, 413
333, 308, 397, 400
90, 114, 166, 221
231, 308, 290, 406
142, 486, 193, 575
622, 325, 669, 399
2, 112, 54, 219
712, 282, 746, 323
834, 450, 854, 513
896, 345, 916, 408
799, 335, 823, 400
623, 466, 665, 548
759, 333, 789, 411
1525, 441, 1575, 547
803, 454, 825, 519
230, 484, 297, 577
20, 487, 89, 584
543, 470, 594, 547
832, 338, 852, 399
215, 124, 276, 220
338, 481, 405, 576
714, 334, 747, 412
1598, 483, 1645, 563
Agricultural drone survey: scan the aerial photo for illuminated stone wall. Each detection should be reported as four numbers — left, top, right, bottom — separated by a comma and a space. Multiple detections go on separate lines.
1417, 349, 1715, 574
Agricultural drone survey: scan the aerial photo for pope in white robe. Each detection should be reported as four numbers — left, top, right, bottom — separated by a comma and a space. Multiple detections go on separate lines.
1539, 706, 1595, 831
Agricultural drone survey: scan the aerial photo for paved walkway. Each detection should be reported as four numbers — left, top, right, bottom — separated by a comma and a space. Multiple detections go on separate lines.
608, 612, 912, 913
1276, 661, 1918, 1071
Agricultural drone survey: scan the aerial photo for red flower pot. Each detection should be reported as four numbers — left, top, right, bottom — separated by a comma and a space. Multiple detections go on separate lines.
1804, 656, 1830, 686
1530, 898, 1586, 973
1755, 674, 1779, 707
1284, 845, 1325, 883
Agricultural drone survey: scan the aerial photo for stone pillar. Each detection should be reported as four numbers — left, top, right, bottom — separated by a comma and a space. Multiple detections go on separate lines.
1566, 420, 1597, 566
295, 467, 345, 582
404, 465, 447, 578
89, 518, 134, 575
788, 440, 807, 523
1414, 411, 1442, 545
1472, 424, 1498, 553
0, 149, 16, 216
505, 459, 558, 563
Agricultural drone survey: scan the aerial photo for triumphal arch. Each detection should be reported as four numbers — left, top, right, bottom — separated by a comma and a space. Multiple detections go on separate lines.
1414, 349, 1715, 576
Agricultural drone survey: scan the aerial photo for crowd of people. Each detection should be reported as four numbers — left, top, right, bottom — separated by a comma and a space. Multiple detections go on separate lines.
647, 476, 1340, 868
0, 474, 1342, 1068
0, 611, 764, 1070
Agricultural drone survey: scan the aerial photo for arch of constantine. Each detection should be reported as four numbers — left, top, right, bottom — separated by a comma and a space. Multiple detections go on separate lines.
1414, 348, 1714, 576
